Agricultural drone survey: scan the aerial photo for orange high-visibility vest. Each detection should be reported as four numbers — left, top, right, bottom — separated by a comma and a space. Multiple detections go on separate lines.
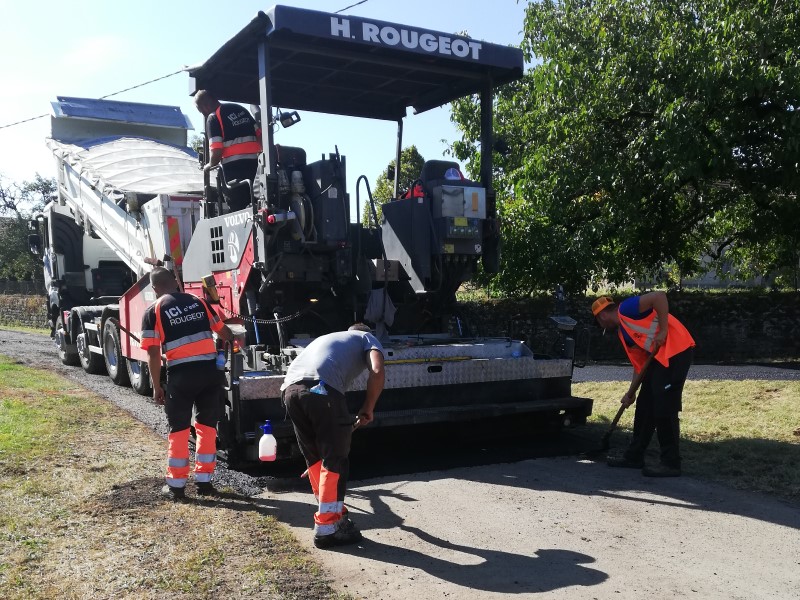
142, 293, 224, 368
618, 309, 695, 373
211, 106, 260, 164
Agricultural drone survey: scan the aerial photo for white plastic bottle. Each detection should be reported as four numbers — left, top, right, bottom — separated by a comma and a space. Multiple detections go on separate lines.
259, 421, 277, 462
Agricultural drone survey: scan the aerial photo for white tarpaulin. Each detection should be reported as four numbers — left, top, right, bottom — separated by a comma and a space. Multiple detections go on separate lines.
46, 137, 205, 195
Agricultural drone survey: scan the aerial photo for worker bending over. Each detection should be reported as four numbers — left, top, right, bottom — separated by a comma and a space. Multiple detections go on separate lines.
141, 267, 238, 499
281, 324, 385, 548
592, 291, 695, 477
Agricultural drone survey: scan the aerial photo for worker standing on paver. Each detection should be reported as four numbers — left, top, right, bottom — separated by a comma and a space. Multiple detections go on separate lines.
281, 324, 385, 548
194, 89, 260, 211
140, 267, 239, 499
592, 292, 695, 476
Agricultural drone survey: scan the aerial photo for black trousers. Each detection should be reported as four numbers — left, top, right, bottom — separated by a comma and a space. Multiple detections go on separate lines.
224, 183, 252, 212
165, 360, 223, 433
283, 382, 353, 502
219, 162, 256, 212
625, 347, 693, 468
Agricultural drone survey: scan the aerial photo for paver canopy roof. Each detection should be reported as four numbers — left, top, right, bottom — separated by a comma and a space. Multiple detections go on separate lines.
188, 5, 524, 121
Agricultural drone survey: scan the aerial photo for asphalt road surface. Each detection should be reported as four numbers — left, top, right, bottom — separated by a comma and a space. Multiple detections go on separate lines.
2, 327, 799, 599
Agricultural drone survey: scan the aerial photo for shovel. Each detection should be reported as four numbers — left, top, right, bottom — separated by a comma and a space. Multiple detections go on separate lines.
591, 350, 657, 456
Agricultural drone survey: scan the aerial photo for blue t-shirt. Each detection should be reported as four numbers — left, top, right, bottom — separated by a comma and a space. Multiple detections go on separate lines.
618, 296, 653, 346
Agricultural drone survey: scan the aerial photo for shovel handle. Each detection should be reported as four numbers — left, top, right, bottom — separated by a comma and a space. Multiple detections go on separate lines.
626, 351, 657, 398
601, 350, 657, 447
607, 402, 628, 431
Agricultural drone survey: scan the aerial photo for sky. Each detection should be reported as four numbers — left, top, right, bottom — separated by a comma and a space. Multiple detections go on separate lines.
0, 0, 529, 218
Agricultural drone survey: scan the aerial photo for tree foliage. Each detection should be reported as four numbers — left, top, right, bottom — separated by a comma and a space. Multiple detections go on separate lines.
450, 0, 800, 294
0, 174, 57, 280
362, 145, 425, 226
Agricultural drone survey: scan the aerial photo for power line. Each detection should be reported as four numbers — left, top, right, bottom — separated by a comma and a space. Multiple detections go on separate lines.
336, 0, 369, 14
0, 113, 48, 130
99, 68, 185, 99
0, 68, 186, 131
2, 0, 373, 132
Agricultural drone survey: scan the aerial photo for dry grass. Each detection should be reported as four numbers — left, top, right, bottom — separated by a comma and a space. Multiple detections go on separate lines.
0, 356, 350, 600
575, 378, 800, 502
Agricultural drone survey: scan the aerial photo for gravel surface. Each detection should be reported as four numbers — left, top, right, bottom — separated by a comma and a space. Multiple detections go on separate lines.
3, 327, 799, 599
0, 328, 270, 495
573, 362, 800, 382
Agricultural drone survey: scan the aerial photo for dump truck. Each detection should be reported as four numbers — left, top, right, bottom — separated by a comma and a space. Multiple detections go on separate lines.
33, 5, 592, 463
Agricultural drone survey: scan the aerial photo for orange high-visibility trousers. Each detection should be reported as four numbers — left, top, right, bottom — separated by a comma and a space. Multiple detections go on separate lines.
166, 428, 191, 488
305, 460, 344, 534
162, 361, 223, 488
283, 382, 352, 536
194, 422, 217, 483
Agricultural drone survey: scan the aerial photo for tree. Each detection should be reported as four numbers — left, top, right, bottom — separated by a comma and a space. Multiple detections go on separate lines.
450, 0, 800, 294
0, 174, 57, 281
362, 145, 425, 227
189, 134, 207, 157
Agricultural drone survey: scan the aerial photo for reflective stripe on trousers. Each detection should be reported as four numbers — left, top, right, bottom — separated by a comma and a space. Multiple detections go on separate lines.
166, 428, 191, 488
194, 422, 217, 482
306, 460, 344, 535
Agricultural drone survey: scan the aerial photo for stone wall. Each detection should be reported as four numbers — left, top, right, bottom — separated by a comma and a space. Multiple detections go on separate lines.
0, 294, 48, 329
1, 291, 798, 363
457, 291, 800, 364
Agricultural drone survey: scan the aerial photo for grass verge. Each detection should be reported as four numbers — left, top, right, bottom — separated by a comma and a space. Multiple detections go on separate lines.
0, 355, 350, 600
574, 378, 800, 502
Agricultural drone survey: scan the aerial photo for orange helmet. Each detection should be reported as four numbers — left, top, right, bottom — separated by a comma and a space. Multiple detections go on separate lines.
591, 296, 616, 316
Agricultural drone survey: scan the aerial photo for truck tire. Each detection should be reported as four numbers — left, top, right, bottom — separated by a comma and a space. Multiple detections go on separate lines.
102, 318, 130, 386
55, 314, 79, 366
77, 330, 107, 375
126, 359, 152, 396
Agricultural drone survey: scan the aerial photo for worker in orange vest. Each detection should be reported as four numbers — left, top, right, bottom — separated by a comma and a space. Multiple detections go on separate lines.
141, 267, 240, 499
592, 292, 695, 477
195, 89, 260, 212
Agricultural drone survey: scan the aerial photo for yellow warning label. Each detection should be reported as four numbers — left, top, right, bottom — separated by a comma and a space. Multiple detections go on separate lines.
454, 217, 468, 226
167, 217, 183, 265
443, 244, 455, 254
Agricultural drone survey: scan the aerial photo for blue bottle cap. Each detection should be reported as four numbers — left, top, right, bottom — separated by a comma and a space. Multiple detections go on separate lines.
260, 420, 272, 435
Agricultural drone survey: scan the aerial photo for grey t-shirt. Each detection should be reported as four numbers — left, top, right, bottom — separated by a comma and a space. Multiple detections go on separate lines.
281, 330, 384, 394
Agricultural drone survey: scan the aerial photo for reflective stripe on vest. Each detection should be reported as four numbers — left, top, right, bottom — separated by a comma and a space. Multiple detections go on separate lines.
618, 309, 695, 372
214, 107, 260, 164
153, 296, 218, 367
163, 331, 214, 352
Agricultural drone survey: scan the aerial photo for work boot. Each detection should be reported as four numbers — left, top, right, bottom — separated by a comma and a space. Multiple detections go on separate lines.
161, 484, 186, 500
642, 463, 681, 477
313, 520, 363, 549
607, 455, 644, 469
196, 482, 218, 496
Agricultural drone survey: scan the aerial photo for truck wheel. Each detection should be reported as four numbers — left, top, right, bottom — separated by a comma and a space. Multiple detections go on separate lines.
77, 330, 107, 375
103, 318, 130, 386
55, 314, 79, 366
126, 359, 153, 396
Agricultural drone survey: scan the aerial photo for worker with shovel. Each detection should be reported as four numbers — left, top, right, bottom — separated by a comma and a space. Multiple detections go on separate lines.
592, 292, 695, 477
